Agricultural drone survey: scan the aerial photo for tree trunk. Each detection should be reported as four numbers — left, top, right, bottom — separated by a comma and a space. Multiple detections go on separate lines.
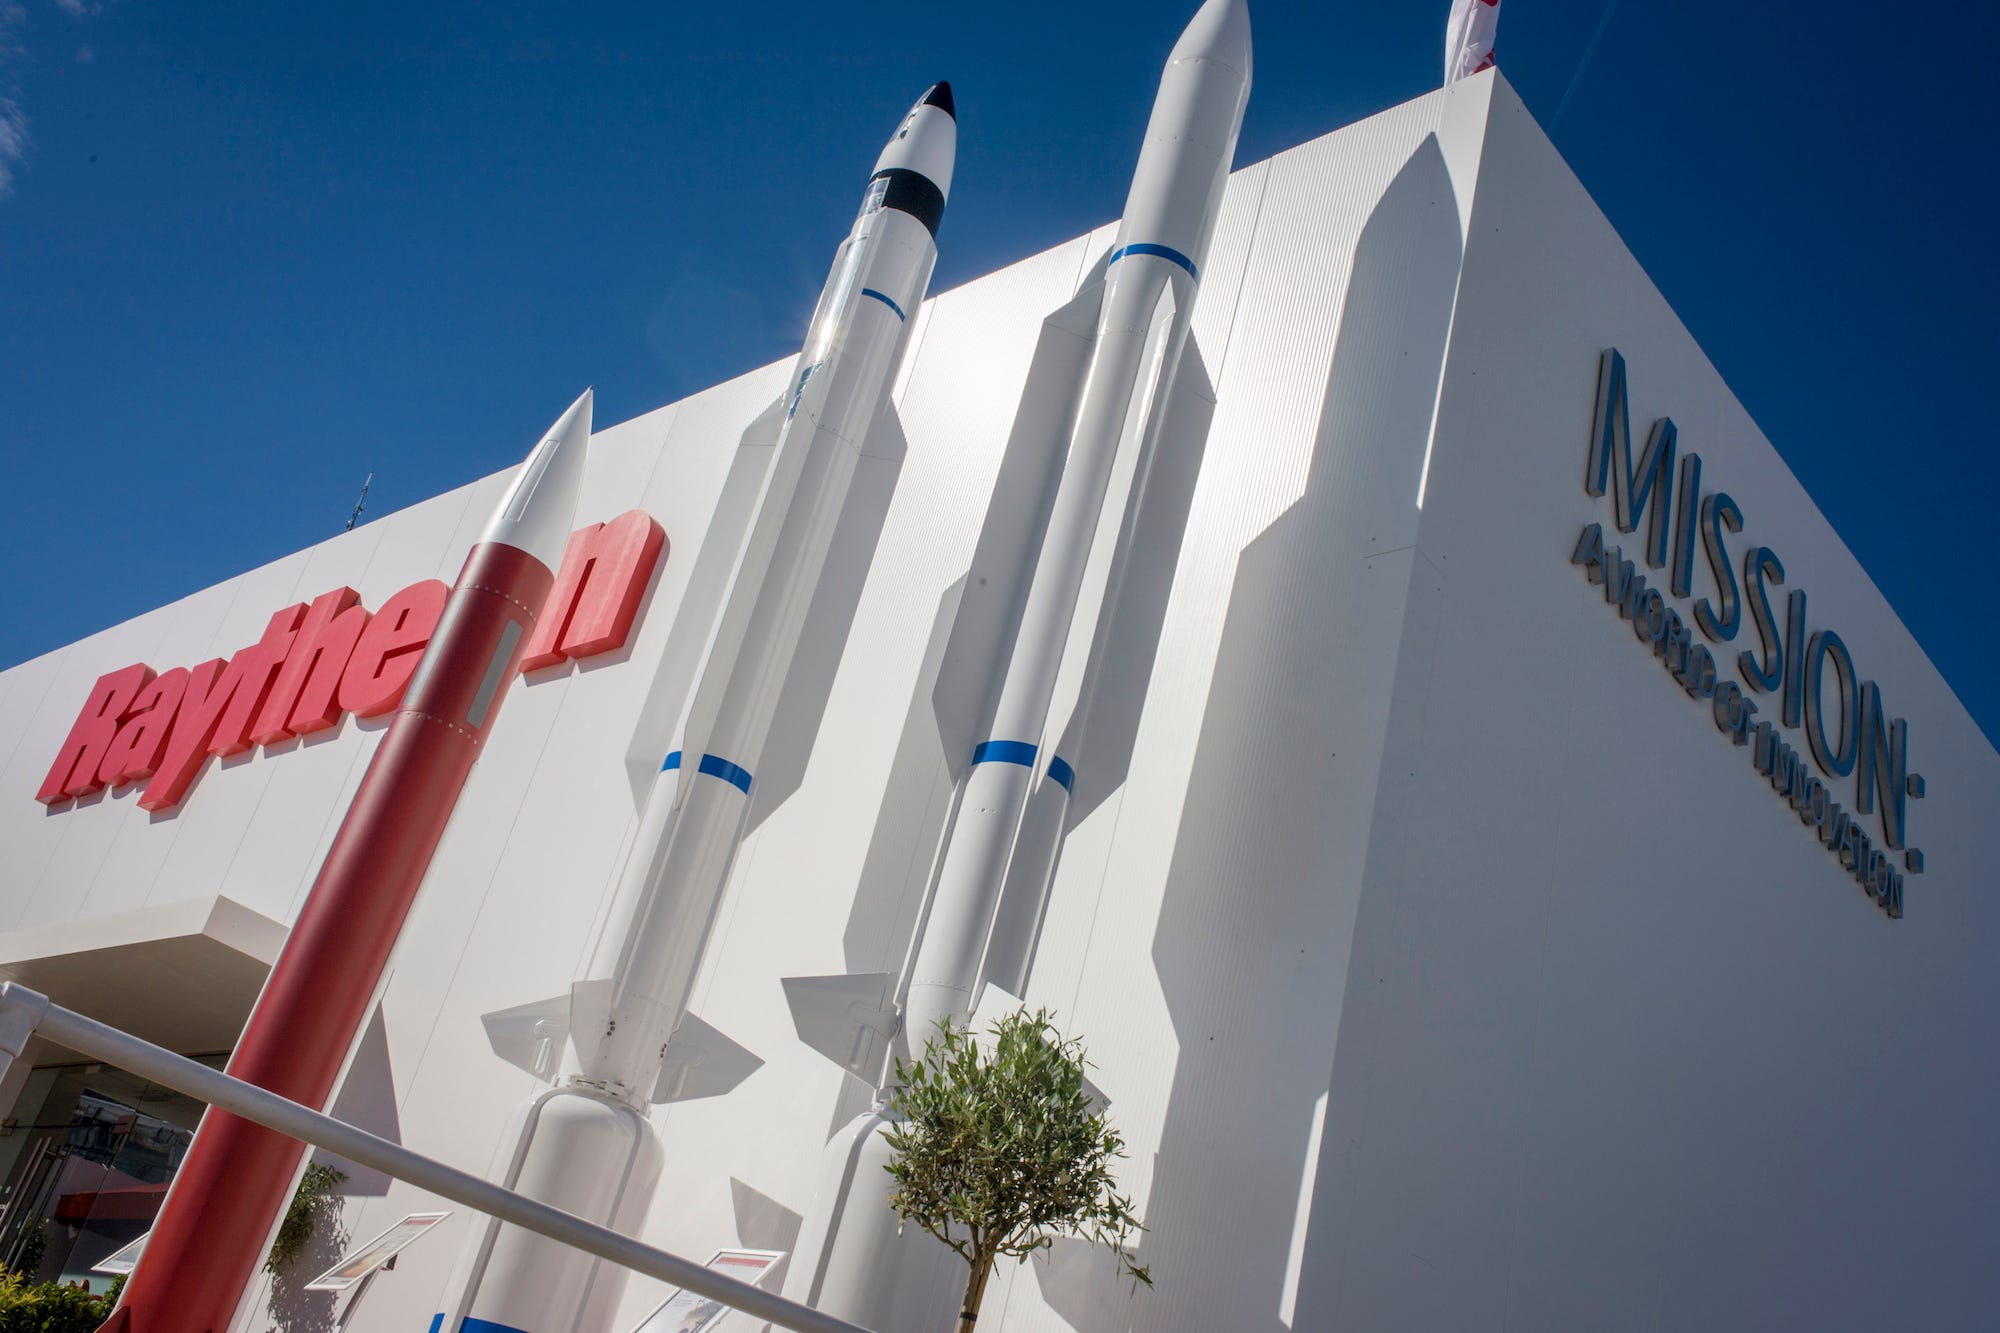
956, 1250, 996, 1333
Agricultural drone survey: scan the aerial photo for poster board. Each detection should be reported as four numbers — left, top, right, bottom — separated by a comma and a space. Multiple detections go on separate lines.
633, 1249, 786, 1333
91, 1231, 148, 1275
304, 1211, 452, 1292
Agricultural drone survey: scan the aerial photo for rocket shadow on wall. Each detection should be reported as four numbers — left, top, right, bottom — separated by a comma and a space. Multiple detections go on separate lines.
1035, 136, 1462, 1331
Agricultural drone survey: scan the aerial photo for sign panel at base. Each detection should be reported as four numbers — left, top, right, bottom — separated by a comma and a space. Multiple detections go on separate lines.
305, 1210, 453, 1292
633, 1249, 787, 1333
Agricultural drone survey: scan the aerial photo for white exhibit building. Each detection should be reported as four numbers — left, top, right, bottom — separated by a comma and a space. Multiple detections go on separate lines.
0, 72, 1993, 1331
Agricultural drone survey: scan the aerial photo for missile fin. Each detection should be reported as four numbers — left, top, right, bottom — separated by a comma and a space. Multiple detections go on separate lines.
565, 977, 616, 1072
479, 993, 572, 1081
738, 394, 790, 456
1051, 331, 1217, 827
1049, 269, 1109, 340
652, 1013, 765, 1103
859, 396, 908, 463
967, 980, 1026, 1034
618, 383, 793, 797
931, 280, 1106, 775
1037, 277, 1180, 777
679, 381, 837, 774
782, 972, 899, 1080
743, 397, 911, 836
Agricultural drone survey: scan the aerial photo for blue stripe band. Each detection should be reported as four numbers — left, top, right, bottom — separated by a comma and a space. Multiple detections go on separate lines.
429, 1318, 532, 1333
971, 739, 1037, 769
1047, 755, 1075, 792
661, 750, 753, 794
698, 752, 753, 793
860, 287, 907, 321
1108, 242, 1198, 280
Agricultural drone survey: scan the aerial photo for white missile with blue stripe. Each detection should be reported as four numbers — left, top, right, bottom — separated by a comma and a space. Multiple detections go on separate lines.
903, 0, 1248, 1049
433, 82, 955, 1333
780, 5, 1248, 1326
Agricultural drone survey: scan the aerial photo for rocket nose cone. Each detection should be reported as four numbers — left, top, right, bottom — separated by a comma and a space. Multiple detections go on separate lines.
550, 386, 593, 445
481, 387, 592, 569
1171, 0, 1252, 80
873, 82, 957, 203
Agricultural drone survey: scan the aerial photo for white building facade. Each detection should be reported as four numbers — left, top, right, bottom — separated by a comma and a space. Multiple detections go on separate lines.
1, 73, 1994, 1331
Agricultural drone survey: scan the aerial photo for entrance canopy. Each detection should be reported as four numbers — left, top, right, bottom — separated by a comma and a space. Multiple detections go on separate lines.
0, 895, 285, 1058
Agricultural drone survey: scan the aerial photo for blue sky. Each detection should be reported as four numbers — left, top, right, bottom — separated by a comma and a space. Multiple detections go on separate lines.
1, 0, 1994, 746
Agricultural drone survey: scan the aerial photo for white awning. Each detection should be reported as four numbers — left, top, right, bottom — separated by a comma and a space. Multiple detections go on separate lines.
0, 896, 285, 1058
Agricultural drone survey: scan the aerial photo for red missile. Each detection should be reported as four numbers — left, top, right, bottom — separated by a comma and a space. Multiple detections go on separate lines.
102, 390, 593, 1333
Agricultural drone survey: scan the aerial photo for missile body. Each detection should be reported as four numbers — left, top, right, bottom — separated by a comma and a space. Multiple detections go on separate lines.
434, 85, 955, 1333
585, 79, 954, 1102
783, 5, 1248, 1325
905, 0, 1250, 1061
105, 394, 592, 1333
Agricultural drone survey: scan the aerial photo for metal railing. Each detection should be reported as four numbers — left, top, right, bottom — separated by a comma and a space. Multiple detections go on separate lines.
0, 983, 871, 1333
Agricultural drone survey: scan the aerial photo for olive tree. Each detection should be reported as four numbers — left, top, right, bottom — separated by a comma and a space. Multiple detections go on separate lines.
882, 1008, 1150, 1332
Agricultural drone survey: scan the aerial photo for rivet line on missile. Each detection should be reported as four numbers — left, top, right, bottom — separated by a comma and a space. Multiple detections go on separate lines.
408, 712, 478, 741
1108, 241, 1200, 279
861, 287, 907, 320
460, 581, 542, 615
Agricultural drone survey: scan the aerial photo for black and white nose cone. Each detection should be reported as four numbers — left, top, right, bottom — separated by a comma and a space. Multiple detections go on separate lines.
873, 80, 958, 208
918, 80, 955, 119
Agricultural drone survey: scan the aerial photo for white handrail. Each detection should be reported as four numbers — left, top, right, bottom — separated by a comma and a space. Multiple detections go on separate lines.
0, 983, 870, 1333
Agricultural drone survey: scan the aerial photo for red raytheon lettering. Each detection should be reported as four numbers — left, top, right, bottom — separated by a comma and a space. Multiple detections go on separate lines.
251, 587, 368, 746
36, 664, 154, 803
35, 513, 664, 814
138, 606, 305, 812
339, 581, 449, 718
520, 509, 667, 670
214, 605, 306, 757
96, 667, 191, 788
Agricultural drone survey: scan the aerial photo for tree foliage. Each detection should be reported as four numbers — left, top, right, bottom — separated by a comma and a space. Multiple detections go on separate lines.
882, 1008, 1149, 1331
265, 1163, 347, 1274
0, 1273, 123, 1332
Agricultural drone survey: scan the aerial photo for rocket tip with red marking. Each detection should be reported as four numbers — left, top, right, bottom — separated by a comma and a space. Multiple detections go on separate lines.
481, 388, 592, 571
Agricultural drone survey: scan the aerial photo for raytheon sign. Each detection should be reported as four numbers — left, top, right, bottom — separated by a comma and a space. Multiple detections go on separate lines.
36, 509, 664, 814
1569, 351, 1922, 918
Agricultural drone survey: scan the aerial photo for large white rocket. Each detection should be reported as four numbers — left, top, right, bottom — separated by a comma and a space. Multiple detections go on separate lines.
780, 3, 1251, 1326
433, 82, 956, 1333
